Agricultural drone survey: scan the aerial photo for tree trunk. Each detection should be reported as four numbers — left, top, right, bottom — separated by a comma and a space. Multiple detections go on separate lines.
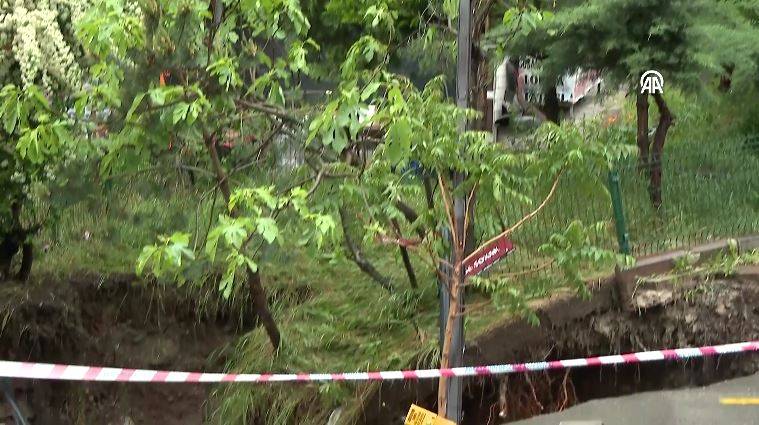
391, 218, 417, 289
636, 92, 650, 171
649, 93, 674, 209
437, 1, 488, 417
247, 269, 280, 348
0, 201, 33, 282
719, 64, 734, 92
0, 237, 15, 279
338, 207, 393, 291
16, 242, 32, 282
542, 85, 560, 123
205, 133, 281, 349
437, 263, 463, 416
394, 201, 424, 239
423, 177, 435, 210
398, 246, 417, 289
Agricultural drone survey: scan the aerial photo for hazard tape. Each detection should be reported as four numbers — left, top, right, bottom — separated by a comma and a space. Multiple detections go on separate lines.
1, 341, 757, 383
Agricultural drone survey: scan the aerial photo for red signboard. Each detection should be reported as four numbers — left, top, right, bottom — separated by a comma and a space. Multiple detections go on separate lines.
463, 236, 515, 277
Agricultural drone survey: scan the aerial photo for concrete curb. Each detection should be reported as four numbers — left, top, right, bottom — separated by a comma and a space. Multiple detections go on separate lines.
615, 235, 759, 311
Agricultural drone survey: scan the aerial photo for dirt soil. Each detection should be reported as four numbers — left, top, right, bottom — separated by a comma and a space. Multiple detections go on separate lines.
358, 267, 759, 424
463, 269, 759, 424
3, 268, 759, 424
0, 273, 241, 425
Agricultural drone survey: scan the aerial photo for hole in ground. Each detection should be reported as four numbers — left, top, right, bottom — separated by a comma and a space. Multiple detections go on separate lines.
361, 271, 759, 424
463, 351, 757, 424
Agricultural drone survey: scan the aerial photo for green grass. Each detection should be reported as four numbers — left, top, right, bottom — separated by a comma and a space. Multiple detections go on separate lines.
28, 168, 500, 425
23, 88, 759, 424
490, 91, 759, 278
36, 172, 210, 276
210, 252, 441, 424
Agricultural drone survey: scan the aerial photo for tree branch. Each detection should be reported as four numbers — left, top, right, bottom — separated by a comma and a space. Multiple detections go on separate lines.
464, 170, 563, 264
229, 121, 286, 176
391, 218, 418, 289
204, 132, 232, 200
473, 0, 497, 35
437, 172, 459, 249
394, 200, 427, 239
339, 207, 393, 291
235, 99, 302, 124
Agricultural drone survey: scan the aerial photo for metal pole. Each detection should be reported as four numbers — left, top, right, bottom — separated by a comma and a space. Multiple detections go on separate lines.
608, 170, 631, 255
438, 0, 472, 422
1, 379, 29, 425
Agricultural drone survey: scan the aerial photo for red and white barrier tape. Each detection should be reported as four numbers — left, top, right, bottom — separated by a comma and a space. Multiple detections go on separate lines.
1, 341, 757, 384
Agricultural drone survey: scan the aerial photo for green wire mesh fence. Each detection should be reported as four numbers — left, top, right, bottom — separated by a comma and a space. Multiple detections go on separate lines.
493, 136, 759, 277
620, 138, 759, 257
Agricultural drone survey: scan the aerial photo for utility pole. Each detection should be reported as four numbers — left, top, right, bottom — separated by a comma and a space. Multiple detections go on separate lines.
439, 0, 472, 422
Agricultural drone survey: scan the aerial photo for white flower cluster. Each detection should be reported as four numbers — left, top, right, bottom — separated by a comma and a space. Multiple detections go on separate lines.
0, 0, 91, 92
10, 169, 25, 183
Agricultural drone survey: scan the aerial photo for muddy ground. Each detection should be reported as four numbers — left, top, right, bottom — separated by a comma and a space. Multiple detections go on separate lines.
0, 273, 241, 425
360, 266, 759, 424
2, 268, 759, 424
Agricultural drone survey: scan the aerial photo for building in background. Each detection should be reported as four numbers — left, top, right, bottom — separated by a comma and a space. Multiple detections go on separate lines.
492, 56, 603, 141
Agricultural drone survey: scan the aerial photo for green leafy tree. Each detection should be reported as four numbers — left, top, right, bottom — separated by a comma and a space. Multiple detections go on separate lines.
297, 0, 527, 290
306, 43, 633, 415
297, 6, 635, 415
0, 0, 90, 280
79, 0, 333, 349
67, 1, 635, 422
503, 0, 759, 207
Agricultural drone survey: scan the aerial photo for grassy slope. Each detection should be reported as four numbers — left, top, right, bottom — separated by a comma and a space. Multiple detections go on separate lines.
31, 172, 500, 424
28, 89, 759, 423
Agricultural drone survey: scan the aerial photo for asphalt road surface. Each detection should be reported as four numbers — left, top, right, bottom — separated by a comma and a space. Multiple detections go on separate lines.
513, 372, 759, 425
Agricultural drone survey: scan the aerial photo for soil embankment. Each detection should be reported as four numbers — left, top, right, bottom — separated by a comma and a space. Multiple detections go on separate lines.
0, 274, 240, 424
359, 265, 759, 424
2, 256, 759, 424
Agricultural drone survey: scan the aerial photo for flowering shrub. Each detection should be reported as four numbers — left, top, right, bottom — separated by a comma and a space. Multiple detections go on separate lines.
0, 0, 90, 278
0, 0, 89, 91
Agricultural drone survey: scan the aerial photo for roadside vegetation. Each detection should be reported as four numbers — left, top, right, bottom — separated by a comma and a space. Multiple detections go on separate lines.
1, 0, 759, 423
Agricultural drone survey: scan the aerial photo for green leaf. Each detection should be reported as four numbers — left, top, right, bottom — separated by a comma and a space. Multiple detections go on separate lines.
330, 127, 349, 153
1, 93, 19, 134
206, 57, 242, 90
51, 122, 72, 149
206, 226, 223, 262
385, 118, 412, 165
219, 262, 237, 299
314, 214, 335, 236
243, 256, 258, 273
172, 103, 190, 124
223, 220, 249, 249
25, 85, 49, 109
187, 101, 202, 124
150, 88, 167, 106
165, 232, 194, 267
256, 217, 279, 244
253, 186, 278, 209
136, 245, 158, 275
502, 8, 517, 25
360, 82, 381, 101
16, 128, 42, 163
443, 0, 458, 20
126, 92, 146, 121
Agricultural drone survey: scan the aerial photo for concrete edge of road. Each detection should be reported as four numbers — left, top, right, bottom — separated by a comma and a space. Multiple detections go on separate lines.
513, 370, 759, 425
615, 235, 759, 311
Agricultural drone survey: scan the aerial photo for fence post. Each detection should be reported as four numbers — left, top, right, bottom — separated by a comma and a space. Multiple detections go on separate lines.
608, 169, 631, 255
